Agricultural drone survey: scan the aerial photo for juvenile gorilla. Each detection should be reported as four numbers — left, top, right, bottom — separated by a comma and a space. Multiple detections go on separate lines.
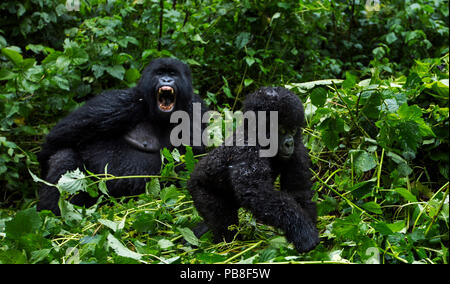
38, 58, 207, 215
187, 87, 319, 253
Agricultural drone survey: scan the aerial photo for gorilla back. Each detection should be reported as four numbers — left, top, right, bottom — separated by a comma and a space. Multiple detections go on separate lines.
37, 58, 207, 215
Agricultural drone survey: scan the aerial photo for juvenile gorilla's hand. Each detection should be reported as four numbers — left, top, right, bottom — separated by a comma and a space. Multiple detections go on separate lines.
287, 218, 320, 253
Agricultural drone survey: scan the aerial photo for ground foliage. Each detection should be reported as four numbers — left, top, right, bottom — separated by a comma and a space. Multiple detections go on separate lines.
0, 0, 448, 264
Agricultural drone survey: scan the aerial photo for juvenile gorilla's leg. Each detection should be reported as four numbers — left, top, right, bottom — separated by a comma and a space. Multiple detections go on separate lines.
37, 149, 94, 215
231, 174, 319, 253
188, 180, 239, 242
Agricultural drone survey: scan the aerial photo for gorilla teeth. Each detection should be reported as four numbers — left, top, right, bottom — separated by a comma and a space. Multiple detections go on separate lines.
157, 86, 176, 111
158, 86, 174, 94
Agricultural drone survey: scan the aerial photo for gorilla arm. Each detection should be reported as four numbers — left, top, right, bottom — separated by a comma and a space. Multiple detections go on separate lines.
279, 134, 317, 223
228, 151, 319, 252
39, 89, 146, 174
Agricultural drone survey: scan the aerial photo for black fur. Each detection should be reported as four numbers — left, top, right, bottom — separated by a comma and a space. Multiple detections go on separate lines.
187, 87, 319, 253
37, 58, 207, 215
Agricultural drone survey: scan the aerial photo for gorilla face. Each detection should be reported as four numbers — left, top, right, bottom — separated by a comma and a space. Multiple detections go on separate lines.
138, 58, 193, 119
278, 127, 298, 159
153, 67, 179, 113
243, 87, 305, 160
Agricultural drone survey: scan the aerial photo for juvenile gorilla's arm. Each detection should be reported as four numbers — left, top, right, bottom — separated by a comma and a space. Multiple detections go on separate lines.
280, 138, 317, 223
228, 151, 319, 253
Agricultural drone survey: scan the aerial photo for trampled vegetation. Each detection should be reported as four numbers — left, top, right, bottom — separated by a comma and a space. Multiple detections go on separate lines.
0, 0, 448, 264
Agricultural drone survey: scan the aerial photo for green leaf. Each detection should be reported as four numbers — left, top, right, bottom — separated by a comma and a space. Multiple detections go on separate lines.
397, 104, 422, 121
361, 201, 382, 214
59, 199, 83, 222
349, 179, 376, 199
160, 256, 180, 264
310, 87, 327, 107
158, 239, 174, 249
92, 64, 106, 78
222, 76, 233, 98
162, 148, 174, 162
0, 250, 27, 264
350, 150, 377, 173
98, 180, 109, 195
0, 69, 17, 80
171, 148, 181, 162
269, 236, 288, 249
244, 78, 254, 87
107, 233, 143, 261
386, 151, 413, 177
21, 58, 36, 70
98, 219, 120, 232
244, 57, 255, 67
286, 79, 343, 93
57, 169, 87, 195
132, 213, 156, 234
342, 72, 358, 90
183, 146, 196, 173
106, 65, 126, 80
394, 188, 417, 202
55, 55, 71, 70
318, 116, 345, 150
372, 222, 393, 236
160, 185, 180, 204
398, 120, 421, 151
30, 249, 52, 264
235, 32, 250, 49
372, 46, 385, 60
177, 227, 199, 246
191, 34, 207, 44
146, 178, 160, 197
258, 249, 277, 262
125, 68, 140, 83
1, 47, 23, 66
317, 195, 339, 215
5, 208, 41, 239
332, 213, 361, 241
386, 32, 398, 44
424, 79, 449, 99
404, 72, 422, 90
51, 76, 70, 91
387, 221, 406, 233
196, 252, 227, 263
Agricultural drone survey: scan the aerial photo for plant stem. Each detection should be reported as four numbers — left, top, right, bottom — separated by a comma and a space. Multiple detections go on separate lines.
221, 241, 263, 264
425, 183, 449, 235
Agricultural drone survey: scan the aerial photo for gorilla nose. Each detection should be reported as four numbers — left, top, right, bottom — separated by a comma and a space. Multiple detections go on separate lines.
284, 137, 294, 148
161, 76, 174, 84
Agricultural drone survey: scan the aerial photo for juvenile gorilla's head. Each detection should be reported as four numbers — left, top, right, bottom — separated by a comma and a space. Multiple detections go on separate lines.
138, 58, 193, 120
243, 87, 305, 159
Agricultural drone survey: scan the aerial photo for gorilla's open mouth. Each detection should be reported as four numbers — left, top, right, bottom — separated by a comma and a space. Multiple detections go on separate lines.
157, 86, 176, 112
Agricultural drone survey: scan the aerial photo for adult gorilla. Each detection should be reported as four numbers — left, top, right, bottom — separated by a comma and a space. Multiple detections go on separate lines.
37, 58, 207, 215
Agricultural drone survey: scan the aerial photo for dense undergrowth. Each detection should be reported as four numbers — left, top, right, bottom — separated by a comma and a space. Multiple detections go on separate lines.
0, 0, 448, 263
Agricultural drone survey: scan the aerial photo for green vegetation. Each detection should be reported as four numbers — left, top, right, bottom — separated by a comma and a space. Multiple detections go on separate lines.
0, 0, 448, 264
